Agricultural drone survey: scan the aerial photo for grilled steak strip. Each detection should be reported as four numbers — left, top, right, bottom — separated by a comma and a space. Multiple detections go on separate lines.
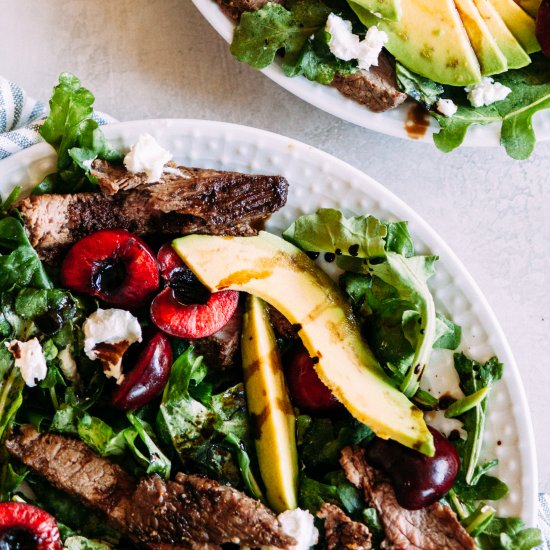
5, 425, 136, 533
192, 301, 244, 369
340, 446, 476, 550
129, 473, 296, 548
18, 160, 288, 261
213, 0, 283, 20
6, 426, 294, 549
213, 0, 406, 112
318, 503, 372, 550
331, 55, 407, 113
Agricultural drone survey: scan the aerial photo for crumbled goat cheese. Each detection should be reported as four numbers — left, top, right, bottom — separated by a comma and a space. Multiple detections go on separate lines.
83, 308, 142, 384
436, 98, 458, 117
465, 77, 512, 108
357, 26, 388, 71
58, 346, 79, 383
326, 14, 388, 71
260, 508, 319, 550
5, 338, 47, 387
326, 13, 360, 61
123, 133, 172, 183
425, 410, 467, 440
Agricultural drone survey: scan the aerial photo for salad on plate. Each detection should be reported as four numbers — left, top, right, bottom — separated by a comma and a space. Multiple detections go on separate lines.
0, 74, 542, 549
214, 0, 550, 158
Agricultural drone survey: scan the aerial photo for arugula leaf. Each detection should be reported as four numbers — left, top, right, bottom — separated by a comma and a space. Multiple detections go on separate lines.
0, 451, 27, 500
453, 353, 503, 484
283, 208, 387, 258
477, 517, 543, 549
433, 57, 550, 160
283, 30, 358, 84
0, 217, 52, 291
38, 73, 122, 192
157, 346, 252, 487
231, 0, 331, 70
64, 537, 112, 550
299, 473, 340, 513
395, 62, 443, 109
0, 346, 25, 443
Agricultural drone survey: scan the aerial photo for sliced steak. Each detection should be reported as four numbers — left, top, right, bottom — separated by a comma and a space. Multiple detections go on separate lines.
6, 426, 294, 549
129, 473, 295, 548
340, 446, 475, 550
267, 304, 299, 340
5, 424, 136, 533
318, 503, 372, 550
192, 301, 244, 369
332, 54, 407, 113
213, 0, 284, 20
18, 161, 288, 261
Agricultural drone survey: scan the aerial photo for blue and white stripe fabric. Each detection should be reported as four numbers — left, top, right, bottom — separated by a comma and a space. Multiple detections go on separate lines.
539, 494, 550, 549
0, 77, 47, 160
0, 76, 115, 160
0, 75, 549, 548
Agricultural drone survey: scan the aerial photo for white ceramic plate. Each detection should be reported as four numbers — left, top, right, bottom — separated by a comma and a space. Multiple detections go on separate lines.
191, 0, 550, 147
0, 119, 537, 526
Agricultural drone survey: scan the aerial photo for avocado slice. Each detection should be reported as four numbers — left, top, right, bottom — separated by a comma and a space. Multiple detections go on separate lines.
352, 0, 401, 21
454, 0, 508, 75
514, 0, 541, 17
172, 232, 435, 456
473, 0, 531, 69
349, 0, 482, 86
241, 295, 299, 512
487, 0, 540, 53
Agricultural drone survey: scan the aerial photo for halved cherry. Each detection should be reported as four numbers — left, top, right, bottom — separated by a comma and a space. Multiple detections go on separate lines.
61, 229, 160, 309
285, 344, 343, 413
0, 502, 62, 550
537, 0, 550, 58
151, 287, 239, 338
112, 331, 172, 411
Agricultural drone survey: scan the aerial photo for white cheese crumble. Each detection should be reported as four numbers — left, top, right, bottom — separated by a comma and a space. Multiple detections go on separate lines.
465, 77, 512, 108
436, 98, 458, 117
326, 13, 359, 61
357, 26, 389, 71
326, 14, 388, 71
425, 410, 467, 440
260, 508, 319, 550
83, 308, 142, 384
123, 133, 172, 183
5, 338, 47, 387
58, 346, 79, 383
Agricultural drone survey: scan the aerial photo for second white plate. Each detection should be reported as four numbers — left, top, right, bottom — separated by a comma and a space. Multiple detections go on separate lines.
191, 0, 550, 148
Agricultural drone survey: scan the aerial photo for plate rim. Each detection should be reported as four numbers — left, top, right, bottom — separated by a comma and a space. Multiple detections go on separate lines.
0, 117, 539, 526
190, 0, 550, 149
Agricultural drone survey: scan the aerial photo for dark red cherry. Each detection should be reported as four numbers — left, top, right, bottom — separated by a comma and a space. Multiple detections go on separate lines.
0, 502, 62, 550
285, 344, 343, 413
537, 0, 550, 58
61, 229, 159, 308
366, 427, 460, 510
150, 287, 239, 339
112, 331, 172, 410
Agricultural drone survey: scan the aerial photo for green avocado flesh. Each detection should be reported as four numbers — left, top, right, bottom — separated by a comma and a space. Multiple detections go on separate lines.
352, 0, 401, 21
454, 0, 508, 75
349, 0, 482, 85
173, 232, 435, 456
241, 295, 298, 513
487, 0, 540, 54
473, 0, 531, 69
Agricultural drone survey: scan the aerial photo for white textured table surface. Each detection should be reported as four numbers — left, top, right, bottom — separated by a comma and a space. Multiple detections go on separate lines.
1, 0, 549, 490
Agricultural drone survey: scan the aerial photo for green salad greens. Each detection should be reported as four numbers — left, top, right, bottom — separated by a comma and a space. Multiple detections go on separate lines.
229, 0, 550, 159
0, 74, 542, 549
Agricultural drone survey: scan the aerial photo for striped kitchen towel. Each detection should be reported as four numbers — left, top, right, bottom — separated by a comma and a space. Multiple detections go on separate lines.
0, 75, 114, 160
